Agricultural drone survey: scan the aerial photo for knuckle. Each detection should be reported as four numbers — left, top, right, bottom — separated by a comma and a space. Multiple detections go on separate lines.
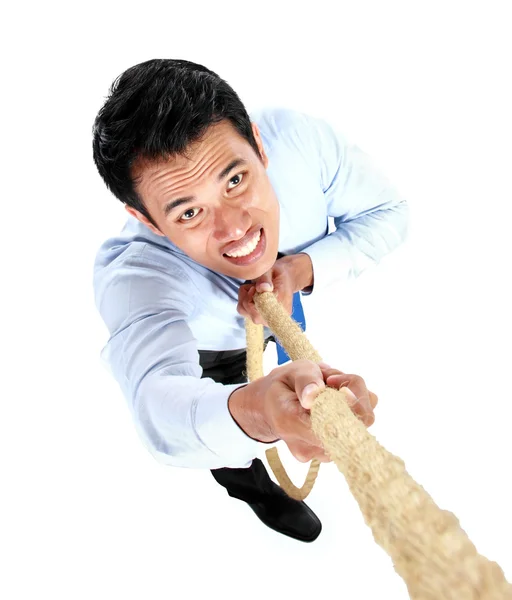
295, 358, 316, 370
269, 365, 283, 377
350, 373, 365, 386
354, 375, 366, 390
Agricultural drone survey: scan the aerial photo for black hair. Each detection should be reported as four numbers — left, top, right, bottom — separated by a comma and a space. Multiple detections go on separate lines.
92, 58, 261, 228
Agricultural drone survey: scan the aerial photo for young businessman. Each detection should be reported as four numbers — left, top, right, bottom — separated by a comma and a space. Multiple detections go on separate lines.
92, 58, 408, 542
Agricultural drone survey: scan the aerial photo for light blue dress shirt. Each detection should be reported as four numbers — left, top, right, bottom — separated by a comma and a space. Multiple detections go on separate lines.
93, 107, 409, 470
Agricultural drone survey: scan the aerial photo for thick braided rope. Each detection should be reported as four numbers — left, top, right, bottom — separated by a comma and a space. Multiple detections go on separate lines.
246, 291, 512, 599
245, 315, 321, 501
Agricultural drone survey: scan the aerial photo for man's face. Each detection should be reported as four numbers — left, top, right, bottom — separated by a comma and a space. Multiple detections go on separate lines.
128, 120, 280, 281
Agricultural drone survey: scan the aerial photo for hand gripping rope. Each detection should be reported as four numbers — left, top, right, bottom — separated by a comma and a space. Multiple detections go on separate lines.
244, 291, 512, 600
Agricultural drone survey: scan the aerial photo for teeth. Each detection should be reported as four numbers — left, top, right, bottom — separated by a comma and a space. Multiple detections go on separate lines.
226, 230, 261, 258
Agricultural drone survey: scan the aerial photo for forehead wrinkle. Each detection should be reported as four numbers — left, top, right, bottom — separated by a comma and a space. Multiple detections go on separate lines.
172, 122, 245, 184
155, 144, 235, 202
138, 121, 248, 204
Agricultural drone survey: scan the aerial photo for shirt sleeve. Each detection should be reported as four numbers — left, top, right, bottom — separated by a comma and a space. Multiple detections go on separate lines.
297, 114, 410, 295
94, 251, 260, 469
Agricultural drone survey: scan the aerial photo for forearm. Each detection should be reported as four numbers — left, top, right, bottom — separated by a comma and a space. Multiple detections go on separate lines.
300, 200, 409, 292
289, 111, 410, 294
96, 257, 263, 469
134, 373, 262, 469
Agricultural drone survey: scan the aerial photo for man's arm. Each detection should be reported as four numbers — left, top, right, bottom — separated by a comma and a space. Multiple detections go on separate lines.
94, 255, 261, 470
294, 113, 410, 295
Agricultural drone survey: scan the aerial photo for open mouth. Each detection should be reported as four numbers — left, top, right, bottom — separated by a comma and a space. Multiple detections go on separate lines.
223, 228, 266, 266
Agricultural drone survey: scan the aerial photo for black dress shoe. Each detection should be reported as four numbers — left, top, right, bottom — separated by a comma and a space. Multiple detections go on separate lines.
211, 458, 322, 542
248, 481, 322, 542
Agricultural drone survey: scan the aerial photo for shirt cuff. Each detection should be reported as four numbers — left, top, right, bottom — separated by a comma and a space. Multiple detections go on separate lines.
300, 234, 373, 294
193, 382, 261, 468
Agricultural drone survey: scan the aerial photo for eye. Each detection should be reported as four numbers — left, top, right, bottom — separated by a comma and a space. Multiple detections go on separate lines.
177, 172, 245, 223
227, 172, 244, 189
179, 207, 200, 222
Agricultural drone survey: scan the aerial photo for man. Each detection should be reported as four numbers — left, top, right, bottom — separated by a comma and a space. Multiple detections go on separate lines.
92, 58, 409, 543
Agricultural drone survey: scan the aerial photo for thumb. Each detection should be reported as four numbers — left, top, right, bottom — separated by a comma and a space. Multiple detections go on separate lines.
300, 379, 326, 409
255, 272, 273, 293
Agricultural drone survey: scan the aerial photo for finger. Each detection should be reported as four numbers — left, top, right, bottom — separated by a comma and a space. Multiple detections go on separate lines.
286, 440, 327, 464
318, 363, 347, 380
283, 360, 326, 410
324, 373, 375, 424
254, 275, 273, 293
324, 373, 350, 387
342, 386, 375, 427
323, 374, 371, 424
245, 286, 267, 325
251, 266, 275, 294
286, 440, 312, 463
237, 285, 252, 318
314, 367, 378, 426
255, 280, 294, 318
324, 375, 352, 393
271, 280, 294, 315
346, 377, 375, 423
323, 373, 369, 422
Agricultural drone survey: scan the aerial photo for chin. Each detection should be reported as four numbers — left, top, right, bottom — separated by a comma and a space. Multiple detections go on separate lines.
242, 257, 275, 282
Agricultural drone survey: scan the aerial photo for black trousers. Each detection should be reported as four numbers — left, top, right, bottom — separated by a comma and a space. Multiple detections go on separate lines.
199, 338, 275, 503
198, 335, 274, 386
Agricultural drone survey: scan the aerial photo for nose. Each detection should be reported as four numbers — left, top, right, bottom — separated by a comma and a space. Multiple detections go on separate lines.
212, 203, 251, 243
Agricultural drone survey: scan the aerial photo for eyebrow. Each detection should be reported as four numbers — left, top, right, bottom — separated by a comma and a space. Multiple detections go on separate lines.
162, 158, 248, 218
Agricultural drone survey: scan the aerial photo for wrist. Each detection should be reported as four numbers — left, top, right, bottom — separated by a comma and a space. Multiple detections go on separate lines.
228, 382, 278, 443
292, 253, 314, 292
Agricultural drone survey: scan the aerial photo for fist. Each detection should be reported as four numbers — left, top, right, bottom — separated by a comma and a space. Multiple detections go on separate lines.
237, 254, 312, 325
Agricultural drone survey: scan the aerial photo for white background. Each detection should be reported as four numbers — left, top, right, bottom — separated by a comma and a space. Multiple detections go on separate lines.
2, 1, 511, 598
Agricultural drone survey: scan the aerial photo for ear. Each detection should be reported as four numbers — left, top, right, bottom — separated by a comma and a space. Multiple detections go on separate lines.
251, 122, 269, 169
124, 205, 165, 237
